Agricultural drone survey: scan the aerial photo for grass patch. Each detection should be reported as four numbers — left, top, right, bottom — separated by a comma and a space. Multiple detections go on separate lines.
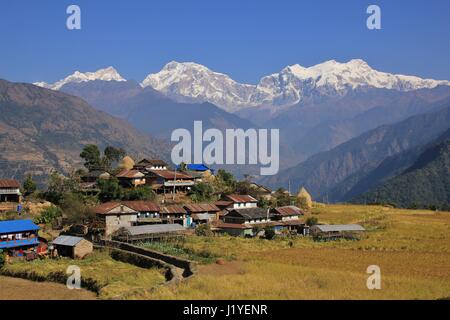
1, 250, 166, 299
140, 241, 220, 264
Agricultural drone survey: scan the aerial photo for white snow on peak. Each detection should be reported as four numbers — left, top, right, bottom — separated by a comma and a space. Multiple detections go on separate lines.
33, 66, 126, 90
141, 59, 449, 111
253, 59, 450, 106
140, 61, 256, 111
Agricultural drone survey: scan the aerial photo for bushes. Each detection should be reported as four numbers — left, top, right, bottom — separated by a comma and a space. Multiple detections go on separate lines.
122, 186, 156, 201
264, 227, 276, 240
306, 216, 319, 227
0, 250, 5, 268
33, 205, 62, 225
195, 224, 214, 237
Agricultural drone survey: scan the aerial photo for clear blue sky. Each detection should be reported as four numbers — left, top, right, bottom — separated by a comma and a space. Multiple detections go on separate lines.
1, 0, 449, 84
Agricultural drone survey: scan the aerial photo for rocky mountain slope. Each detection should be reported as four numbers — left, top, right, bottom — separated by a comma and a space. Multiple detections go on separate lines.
0, 79, 169, 183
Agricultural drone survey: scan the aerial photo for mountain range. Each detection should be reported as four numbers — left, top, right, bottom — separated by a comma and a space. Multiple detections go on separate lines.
35, 60, 450, 112
0, 79, 169, 184
261, 101, 450, 204
4, 59, 449, 208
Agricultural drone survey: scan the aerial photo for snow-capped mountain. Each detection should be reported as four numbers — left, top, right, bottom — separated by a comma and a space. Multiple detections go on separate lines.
34, 66, 126, 90
141, 59, 449, 111
140, 61, 256, 111
252, 59, 450, 106
34, 60, 449, 112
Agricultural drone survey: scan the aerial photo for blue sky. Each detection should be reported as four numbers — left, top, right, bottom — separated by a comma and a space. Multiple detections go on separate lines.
1, 0, 449, 84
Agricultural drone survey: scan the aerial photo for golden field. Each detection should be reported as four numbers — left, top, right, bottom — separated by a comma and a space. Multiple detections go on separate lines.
139, 204, 450, 300
2, 204, 449, 300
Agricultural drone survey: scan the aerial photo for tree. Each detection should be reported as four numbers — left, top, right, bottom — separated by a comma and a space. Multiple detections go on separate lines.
305, 216, 318, 227
80, 144, 102, 171
0, 250, 5, 268
103, 146, 126, 170
44, 171, 77, 205
122, 186, 156, 201
97, 177, 121, 202
273, 188, 292, 207
178, 162, 187, 171
297, 187, 313, 211
23, 174, 37, 195
264, 226, 276, 240
60, 193, 93, 224
189, 182, 215, 202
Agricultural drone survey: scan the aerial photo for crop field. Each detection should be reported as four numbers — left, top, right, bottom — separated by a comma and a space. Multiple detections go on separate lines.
1, 204, 449, 300
1, 250, 166, 299
137, 205, 450, 300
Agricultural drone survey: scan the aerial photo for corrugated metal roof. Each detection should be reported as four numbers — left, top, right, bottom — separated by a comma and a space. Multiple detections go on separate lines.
52, 235, 85, 246
122, 201, 160, 212
161, 205, 187, 214
124, 224, 186, 236
116, 169, 145, 178
272, 206, 303, 216
225, 194, 258, 203
184, 203, 220, 213
137, 159, 168, 166
0, 179, 20, 188
0, 219, 39, 234
312, 224, 365, 232
148, 170, 193, 180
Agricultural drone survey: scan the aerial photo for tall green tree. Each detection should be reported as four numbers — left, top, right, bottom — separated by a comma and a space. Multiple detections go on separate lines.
103, 146, 126, 170
97, 177, 121, 202
22, 174, 37, 195
80, 144, 102, 171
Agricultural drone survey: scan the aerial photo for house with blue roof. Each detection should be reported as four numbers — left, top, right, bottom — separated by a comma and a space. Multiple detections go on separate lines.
0, 219, 40, 254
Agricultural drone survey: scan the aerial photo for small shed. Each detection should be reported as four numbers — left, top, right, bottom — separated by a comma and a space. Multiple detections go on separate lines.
52, 235, 93, 259
310, 224, 365, 240
113, 224, 187, 243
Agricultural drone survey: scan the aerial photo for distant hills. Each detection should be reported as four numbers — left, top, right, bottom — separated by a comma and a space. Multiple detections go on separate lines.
354, 129, 450, 210
0, 79, 169, 183
261, 101, 450, 205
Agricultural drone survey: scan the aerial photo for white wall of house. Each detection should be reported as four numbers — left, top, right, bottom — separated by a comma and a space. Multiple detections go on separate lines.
104, 213, 137, 236
232, 202, 257, 209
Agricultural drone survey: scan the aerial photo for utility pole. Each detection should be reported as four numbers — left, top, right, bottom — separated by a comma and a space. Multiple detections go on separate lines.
172, 166, 177, 201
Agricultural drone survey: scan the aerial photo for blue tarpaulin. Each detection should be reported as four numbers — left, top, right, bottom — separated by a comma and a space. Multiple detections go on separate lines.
0, 219, 40, 234
0, 238, 39, 249
177, 164, 212, 172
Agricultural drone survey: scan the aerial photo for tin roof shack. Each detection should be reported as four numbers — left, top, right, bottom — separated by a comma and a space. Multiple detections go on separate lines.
0, 179, 22, 204
122, 201, 161, 225
52, 235, 93, 259
113, 224, 187, 243
116, 169, 146, 188
184, 204, 220, 225
160, 205, 188, 227
0, 220, 39, 258
93, 202, 138, 238
310, 224, 366, 241
146, 170, 195, 194
224, 194, 258, 209
270, 206, 305, 234
134, 159, 168, 171
219, 208, 280, 237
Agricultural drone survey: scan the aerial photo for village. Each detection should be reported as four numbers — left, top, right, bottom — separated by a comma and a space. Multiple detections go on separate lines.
0, 145, 366, 265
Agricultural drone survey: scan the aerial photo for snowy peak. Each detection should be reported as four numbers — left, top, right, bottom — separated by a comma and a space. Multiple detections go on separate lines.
255, 59, 450, 106
34, 66, 126, 90
141, 61, 256, 111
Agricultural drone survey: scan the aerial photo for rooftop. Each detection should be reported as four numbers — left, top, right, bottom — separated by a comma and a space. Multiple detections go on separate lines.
225, 194, 258, 203
52, 235, 85, 247
272, 206, 303, 216
0, 219, 39, 234
184, 203, 220, 213
312, 224, 366, 232
0, 179, 20, 188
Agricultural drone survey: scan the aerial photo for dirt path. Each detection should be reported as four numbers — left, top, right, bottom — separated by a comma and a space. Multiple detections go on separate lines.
0, 276, 96, 300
